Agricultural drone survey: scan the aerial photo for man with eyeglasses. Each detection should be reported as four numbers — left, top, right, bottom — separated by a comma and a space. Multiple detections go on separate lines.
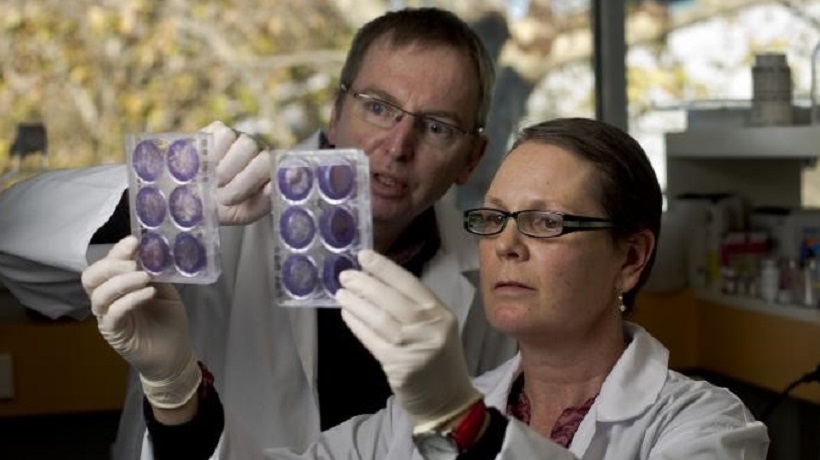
0, 7, 517, 459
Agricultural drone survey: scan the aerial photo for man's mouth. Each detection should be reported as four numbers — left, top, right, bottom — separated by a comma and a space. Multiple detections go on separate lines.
374, 173, 399, 187
371, 173, 407, 196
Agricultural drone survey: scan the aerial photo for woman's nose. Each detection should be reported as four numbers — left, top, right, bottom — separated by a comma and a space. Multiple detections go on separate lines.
494, 219, 528, 260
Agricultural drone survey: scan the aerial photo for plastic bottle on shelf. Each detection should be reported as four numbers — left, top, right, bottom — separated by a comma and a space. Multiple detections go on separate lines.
759, 258, 779, 303
802, 258, 818, 308
777, 258, 799, 305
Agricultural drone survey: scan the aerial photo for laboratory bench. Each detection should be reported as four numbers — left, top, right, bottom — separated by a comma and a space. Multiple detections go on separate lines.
0, 288, 128, 417
0, 286, 816, 418
633, 289, 820, 405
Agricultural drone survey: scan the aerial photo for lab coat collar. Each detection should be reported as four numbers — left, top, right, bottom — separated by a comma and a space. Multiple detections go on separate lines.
594, 322, 669, 421
474, 322, 669, 423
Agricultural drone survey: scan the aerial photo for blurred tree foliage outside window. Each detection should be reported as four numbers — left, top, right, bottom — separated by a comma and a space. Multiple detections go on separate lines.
5, 0, 816, 199
0, 0, 353, 171
0, 0, 598, 201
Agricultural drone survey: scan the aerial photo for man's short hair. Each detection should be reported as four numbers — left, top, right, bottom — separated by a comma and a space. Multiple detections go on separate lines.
338, 7, 495, 132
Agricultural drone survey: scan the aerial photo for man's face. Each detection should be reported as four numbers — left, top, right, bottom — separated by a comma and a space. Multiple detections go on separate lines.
327, 38, 486, 237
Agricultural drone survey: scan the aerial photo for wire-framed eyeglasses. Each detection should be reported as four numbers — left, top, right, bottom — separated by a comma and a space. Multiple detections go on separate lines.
463, 208, 616, 238
339, 84, 482, 149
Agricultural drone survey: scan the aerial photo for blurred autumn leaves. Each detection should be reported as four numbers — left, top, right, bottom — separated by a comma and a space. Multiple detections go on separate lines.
0, 0, 353, 171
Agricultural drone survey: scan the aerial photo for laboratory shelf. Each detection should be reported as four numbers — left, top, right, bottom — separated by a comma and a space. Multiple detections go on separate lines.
666, 124, 820, 159
695, 290, 820, 325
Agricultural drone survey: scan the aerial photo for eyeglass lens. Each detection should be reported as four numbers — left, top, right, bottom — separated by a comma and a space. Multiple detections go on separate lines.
349, 92, 464, 149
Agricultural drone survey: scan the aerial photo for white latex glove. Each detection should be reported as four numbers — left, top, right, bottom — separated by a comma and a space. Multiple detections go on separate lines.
335, 249, 482, 433
202, 120, 272, 225
81, 236, 201, 409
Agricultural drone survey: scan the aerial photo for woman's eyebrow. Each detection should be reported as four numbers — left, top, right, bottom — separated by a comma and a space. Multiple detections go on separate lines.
482, 196, 505, 208
483, 196, 551, 209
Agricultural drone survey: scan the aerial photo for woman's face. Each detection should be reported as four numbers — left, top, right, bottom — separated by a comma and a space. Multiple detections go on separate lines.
479, 142, 633, 344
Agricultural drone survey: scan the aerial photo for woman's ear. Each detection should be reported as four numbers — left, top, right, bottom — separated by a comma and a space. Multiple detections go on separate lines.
619, 229, 656, 292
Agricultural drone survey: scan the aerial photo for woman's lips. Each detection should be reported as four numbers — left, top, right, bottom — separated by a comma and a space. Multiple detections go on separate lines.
494, 281, 534, 293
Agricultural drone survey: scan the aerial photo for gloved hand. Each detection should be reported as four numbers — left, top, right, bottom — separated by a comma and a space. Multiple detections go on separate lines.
335, 249, 483, 433
81, 236, 201, 409
202, 121, 272, 225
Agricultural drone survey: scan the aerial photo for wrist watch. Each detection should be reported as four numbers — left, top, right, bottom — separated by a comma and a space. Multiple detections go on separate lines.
413, 400, 487, 460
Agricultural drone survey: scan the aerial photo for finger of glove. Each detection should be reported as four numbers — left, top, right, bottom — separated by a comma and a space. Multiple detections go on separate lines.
99, 285, 156, 335
152, 282, 182, 303
201, 121, 237, 165
336, 285, 404, 338
217, 180, 272, 223
356, 250, 441, 312
81, 236, 139, 294
215, 134, 263, 188
90, 270, 151, 317
339, 300, 398, 361
338, 268, 426, 325
217, 148, 272, 206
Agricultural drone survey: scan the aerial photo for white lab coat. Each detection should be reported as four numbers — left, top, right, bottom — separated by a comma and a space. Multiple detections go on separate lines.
0, 132, 517, 459
141, 323, 765, 460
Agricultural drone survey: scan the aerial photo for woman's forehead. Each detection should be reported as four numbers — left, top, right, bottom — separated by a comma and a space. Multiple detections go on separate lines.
486, 143, 600, 209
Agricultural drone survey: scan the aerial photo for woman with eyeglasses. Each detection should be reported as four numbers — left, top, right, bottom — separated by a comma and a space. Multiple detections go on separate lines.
82, 118, 769, 459
332, 117, 768, 458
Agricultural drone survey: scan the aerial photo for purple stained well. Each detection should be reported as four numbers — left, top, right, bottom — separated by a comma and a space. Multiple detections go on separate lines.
135, 186, 167, 228
281, 254, 318, 298
322, 254, 356, 295
167, 139, 200, 183
132, 140, 164, 182
279, 206, 316, 250
169, 185, 203, 229
319, 206, 357, 250
138, 231, 171, 275
317, 163, 355, 201
276, 163, 314, 202
173, 232, 207, 276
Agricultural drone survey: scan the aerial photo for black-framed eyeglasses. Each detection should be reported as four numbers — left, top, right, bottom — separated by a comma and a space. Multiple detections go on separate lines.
339, 84, 482, 149
463, 208, 616, 238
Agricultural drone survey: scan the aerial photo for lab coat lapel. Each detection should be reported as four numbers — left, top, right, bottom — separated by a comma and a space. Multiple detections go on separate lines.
421, 251, 475, 331
568, 323, 669, 456
283, 130, 325, 397
424, 190, 480, 331
287, 306, 318, 396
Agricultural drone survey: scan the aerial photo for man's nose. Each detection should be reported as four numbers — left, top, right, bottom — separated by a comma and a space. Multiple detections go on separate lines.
380, 115, 418, 162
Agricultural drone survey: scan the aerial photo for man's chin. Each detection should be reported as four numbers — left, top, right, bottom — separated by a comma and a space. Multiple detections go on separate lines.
371, 208, 413, 233
371, 199, 407, 220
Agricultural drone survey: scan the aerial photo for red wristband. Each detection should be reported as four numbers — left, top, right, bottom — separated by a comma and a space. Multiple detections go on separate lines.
450, 400, 487, 452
